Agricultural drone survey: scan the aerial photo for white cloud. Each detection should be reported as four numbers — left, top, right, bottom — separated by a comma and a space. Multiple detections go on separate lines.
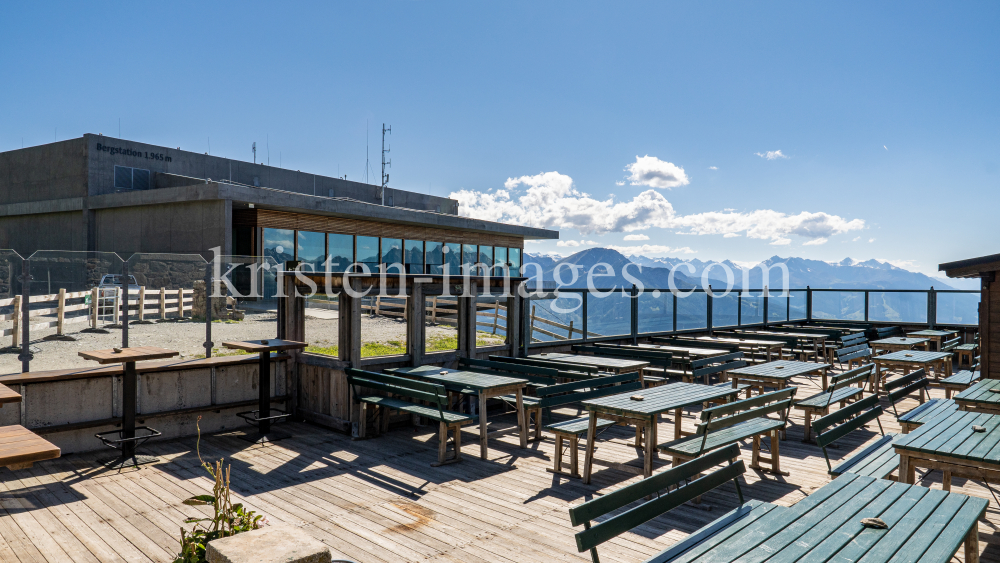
852, 236, 861, 242
755, 150, 789, 160
625, 155, 689, 189
524, 239, 542, 244
607, 244, 696, 256
615, 180, 625, 186
881, 258, 917, 270
452, 171, 865, 243
557, 240, 581, 247
708, 166, 718, 170
868, 238, 876, 243
802, 238, 828, 246
623, 234, 650, 241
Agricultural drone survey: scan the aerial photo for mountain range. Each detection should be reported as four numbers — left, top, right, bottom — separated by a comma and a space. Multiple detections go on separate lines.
524, 248, 973, 291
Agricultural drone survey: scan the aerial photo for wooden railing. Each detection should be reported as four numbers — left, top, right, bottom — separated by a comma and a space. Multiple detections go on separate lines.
2, 287, 194, 346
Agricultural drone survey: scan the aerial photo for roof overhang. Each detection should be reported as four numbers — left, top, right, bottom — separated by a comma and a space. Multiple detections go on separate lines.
938, 252, 1000, 279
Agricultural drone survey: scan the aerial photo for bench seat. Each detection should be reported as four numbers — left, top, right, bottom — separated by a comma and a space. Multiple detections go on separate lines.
0, 425, 61, 470
898, 398, 957, 432
657, 417, 784, 458
795, 384, 863, 410
941, 370, 980, 399
356, 395, 473, 424
545, 417, 617, 436
830, 434, 899, 480
544, 417, 617, 478
956, 343, 978, 352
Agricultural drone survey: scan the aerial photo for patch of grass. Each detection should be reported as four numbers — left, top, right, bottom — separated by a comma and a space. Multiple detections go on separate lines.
192, 348, 253, 359
305, 332, 505, 358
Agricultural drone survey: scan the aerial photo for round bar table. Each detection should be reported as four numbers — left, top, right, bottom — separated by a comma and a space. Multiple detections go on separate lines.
222, 339, 306, 444
79, 346, 179, 469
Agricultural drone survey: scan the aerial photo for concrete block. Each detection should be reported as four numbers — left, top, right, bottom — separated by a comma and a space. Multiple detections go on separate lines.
206, 525, 331, 563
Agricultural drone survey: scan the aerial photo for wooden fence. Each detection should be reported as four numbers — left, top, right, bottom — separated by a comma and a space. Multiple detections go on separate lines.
1, 287, 194, 346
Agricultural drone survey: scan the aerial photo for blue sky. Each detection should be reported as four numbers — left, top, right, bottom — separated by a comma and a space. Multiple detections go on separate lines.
2, 2, 997, 275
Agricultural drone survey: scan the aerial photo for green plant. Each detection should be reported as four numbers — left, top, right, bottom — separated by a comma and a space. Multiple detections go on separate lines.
174, 417, 265, 563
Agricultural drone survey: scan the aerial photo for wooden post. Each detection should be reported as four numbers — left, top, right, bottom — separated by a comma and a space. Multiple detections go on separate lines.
90, 287, 98, 328
137, 286, 146, 322
492, 302, 500, 334
432, 296, 438, 323
530, 305, 536, 342
159, 288, 166, 320
11, 295, 20, 348
567, 320, 574, 340
56, 288, 66, 335
407, 283, 425, 366
374, 295, 381, 317
113, 289, 120, 325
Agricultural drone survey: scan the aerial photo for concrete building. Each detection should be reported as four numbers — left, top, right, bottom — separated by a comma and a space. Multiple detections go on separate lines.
0, 135, 556, 268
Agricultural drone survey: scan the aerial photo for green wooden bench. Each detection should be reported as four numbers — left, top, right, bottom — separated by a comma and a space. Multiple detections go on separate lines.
459, 357, 572, 438
884, 368, 957, 433
487, 355, 600, 378
868, 326, 904, 340
812, 394, 898, 480
568, 444, 782, 563
641, 352, 746, 386
531, 371, 642, 450
572, 344, 673, 387
346, 368, 473, 466
956, 334, 978, 367
657, 387, 797, 475
793, 363, 874, 442
940, 337, 961, 354
940, 365, 980, 399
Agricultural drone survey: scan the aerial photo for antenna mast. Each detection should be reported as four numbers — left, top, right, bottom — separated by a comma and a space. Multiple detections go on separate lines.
381, 123, 391, 205
252, 142, 256, 164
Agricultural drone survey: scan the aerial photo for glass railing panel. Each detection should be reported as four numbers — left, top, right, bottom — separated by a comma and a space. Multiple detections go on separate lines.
638, 290, 674, 334
936, 292, 980, 326
869, 291, 927, 324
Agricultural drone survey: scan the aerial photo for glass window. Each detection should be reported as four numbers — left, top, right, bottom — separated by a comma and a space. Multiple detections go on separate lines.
462, 244, 478, 275
381, 238, 403, 269
356, 236, 380, 271
405, 240, 424, 274
444, 243, 461, 274
426, 241, 444, 274
509, 247, 522, 274
327, 234, 354, 273
480, 245, 494, 272
263, 228, 294, 265
296, 231, 325, 271
494, 247, 508, 276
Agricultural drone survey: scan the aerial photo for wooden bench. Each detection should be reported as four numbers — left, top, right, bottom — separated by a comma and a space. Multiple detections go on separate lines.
641, 352, 746, 386
572, 344, 672, 387
812, 394, 898, 480
346, 368, 474, 466
940, 367, 980, 399
533, 371, 642, 447
794, 364, 874, 442
487, 355, 600, 378
568, 444, 782, 563
956, 343, 978, 367
940, 337, 961, 354
545, 417, 617, 479
657, 387, 797, 475
884, 368, 957, 433
869, 326, 904, 340
0, 425, 61, 471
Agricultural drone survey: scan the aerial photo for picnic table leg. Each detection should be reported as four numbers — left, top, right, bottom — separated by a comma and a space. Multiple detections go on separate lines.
899, 453, 913, 484
553, 435, 563, 474
516, 388, 527, 448
820, 368, 828, 391
582, 413, 597, 484
570, 435, 579, 477
965, 524, 981, 563
673, 408, 683, 440
478, 392, 489, 459
643, 420, 654, 478
942, 469, 952, 492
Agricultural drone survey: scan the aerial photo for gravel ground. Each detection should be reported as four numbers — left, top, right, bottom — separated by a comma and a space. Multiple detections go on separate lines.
2, 311, 504, 374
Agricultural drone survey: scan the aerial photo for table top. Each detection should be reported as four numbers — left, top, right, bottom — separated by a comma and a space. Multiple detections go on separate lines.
386, 366, 528, 392
528, 353, 649, 371
582, 381, 743, 418
78, 346, 179, 364
726, 359, 830, 380
692, 336, 786, 347
870, 336, 930, 346
666, 473, 986, 563
0, 383, 21, 405
737, 330, 828, 341
906, 329, 956, 338
221, 339, 307, 352
873, 350, 952, 364
894, 409, 1000, 464
636, 343, 732, 356
953, 378, 1000, 406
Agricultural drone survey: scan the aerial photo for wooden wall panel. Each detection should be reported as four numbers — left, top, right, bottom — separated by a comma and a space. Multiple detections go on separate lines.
234, 208, 524, 249
988, 281, 998, 378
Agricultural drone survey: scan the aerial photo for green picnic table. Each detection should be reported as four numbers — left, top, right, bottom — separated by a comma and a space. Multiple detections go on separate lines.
870, 336, 931, 354
954, 379, 1000, 415
528, 352, 649, 375
905, 329, 958, 351
580, 382, 745, 483
650, 472, 986, 563
872, 350, 953, 391
895, 408, 1000, 499
735, 329, 829, 361
385, 366, 529, 460
636, 343, 732, 358
725, 359, 832, 392
688, 335, 785, 361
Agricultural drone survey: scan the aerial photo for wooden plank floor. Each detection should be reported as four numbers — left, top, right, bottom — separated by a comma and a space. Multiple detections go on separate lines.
2, 371, 1000, 562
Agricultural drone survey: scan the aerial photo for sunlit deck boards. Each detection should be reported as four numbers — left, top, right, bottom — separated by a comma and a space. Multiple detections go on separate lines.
0, 375, 999, 562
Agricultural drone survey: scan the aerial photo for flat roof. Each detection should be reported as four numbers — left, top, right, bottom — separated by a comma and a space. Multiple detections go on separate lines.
938, 252, 1000, 278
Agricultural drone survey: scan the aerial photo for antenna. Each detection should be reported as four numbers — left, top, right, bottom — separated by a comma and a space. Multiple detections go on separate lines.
381, 123, 391, 205
252, 142, 257, 164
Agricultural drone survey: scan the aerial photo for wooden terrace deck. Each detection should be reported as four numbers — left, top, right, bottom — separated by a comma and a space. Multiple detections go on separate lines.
2, 370, 1000, 562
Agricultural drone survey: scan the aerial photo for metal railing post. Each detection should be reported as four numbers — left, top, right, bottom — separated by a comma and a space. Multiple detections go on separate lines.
18, 259, 31, 373
204, 263, 214, 358
864, 291, 870, 322
762, 286, 769, 327
928, 287, 937, 328
706, 286, 714, 335
630, 285, 638, 345
122, 261, 129, 348
672, 292, 678, 333
737, 291, 742, 326
806, 286, 812, 322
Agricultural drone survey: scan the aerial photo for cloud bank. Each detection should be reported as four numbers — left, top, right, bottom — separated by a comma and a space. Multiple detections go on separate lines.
452, 171, 865, 246
625, 155, 689, 189
755, 150, 788, 160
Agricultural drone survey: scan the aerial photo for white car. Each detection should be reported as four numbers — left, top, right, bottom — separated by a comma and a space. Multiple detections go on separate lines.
96, 274, 139, 316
